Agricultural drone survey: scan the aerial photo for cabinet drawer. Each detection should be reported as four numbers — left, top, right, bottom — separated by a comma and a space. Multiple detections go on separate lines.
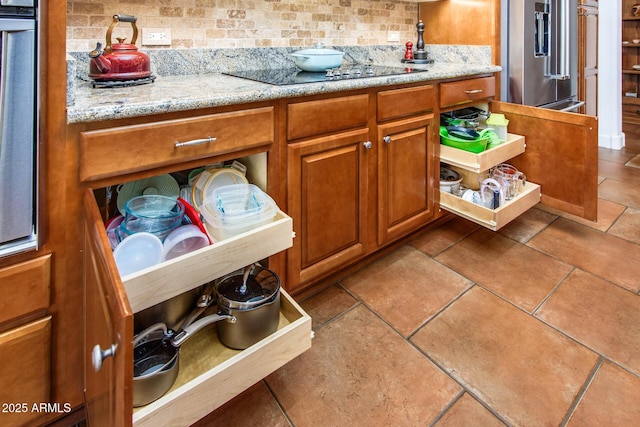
440, 181, 541, 231
80, 107, 275, 182
0, 255, 51, 324
132, 289, 311, 426
377, 85, 435, 121
0, 317, 51, 427
121, 210, 294, 314
287, 94, 369, 140
440, 134, 526, 173
440, 76, 496, 109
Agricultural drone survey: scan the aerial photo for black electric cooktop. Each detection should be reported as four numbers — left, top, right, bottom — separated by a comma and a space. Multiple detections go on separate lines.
224, 65, 427, 86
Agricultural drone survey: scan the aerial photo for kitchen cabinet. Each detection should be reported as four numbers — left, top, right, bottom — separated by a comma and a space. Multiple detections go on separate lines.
623, 0, 640, 128
79, 104, 312, 426
376, 85, 438, 245
286, 94, 373, 292
286, 87, 439, 293
438, 75, 598, 227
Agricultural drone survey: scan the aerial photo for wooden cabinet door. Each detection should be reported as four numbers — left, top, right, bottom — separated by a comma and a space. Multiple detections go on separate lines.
83, 189, 133, 427
377, 114, 438, 245
491, 101, 598, 220
287, 129, 372, 292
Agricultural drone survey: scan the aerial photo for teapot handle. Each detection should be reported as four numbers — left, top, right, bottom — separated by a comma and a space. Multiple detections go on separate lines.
104, 14, 139, 54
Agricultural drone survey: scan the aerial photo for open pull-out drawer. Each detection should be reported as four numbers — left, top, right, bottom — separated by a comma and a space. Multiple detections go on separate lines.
122, 210, 294, 314
132, 288, 311, 426
440, 133, 525, 173
440, 181, 541, 231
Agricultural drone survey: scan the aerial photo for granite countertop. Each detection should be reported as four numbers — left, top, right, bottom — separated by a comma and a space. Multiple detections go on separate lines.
67, 45, 500, 124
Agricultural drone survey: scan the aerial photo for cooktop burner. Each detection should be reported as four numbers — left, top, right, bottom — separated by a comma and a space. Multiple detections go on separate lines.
224, 65, 427, 86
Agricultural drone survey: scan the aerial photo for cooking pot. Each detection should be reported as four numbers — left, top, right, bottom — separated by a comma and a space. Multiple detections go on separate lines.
88, 14, 151, 81
214, 265, 281, 350
132, 265, 281, 406
291, 43, 344, 72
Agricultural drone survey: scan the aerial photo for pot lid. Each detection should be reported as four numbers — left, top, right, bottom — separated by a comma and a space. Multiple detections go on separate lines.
292, 43, 344, 56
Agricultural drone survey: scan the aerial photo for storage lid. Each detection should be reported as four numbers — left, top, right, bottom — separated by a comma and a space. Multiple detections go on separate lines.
201, 184, 278, 230
486, 113, 509, 126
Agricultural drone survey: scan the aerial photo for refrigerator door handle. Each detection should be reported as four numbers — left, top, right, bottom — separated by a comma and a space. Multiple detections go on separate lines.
548, 0, 571, 80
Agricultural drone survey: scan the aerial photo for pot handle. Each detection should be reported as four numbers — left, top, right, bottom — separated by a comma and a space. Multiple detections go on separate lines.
170, 314, 236, 347
105, 14, 139, 54
133, 322, 168, 348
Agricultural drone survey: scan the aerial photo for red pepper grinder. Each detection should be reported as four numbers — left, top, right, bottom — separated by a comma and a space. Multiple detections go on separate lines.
404, 41, 414, 61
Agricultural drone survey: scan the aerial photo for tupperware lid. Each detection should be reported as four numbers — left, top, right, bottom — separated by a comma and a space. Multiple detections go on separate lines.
201, 184, 278, 229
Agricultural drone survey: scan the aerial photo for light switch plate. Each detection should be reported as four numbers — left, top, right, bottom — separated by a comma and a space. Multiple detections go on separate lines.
142, 28, 172, 46
387, 31, 400, 43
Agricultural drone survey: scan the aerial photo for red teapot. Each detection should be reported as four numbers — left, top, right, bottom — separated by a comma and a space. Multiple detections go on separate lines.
89, 14, 151, 81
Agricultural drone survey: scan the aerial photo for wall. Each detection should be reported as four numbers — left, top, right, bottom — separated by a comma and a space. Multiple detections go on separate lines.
67, 0, 420, 51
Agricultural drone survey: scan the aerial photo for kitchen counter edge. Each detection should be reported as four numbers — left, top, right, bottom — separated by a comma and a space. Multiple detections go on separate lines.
67, 63, 501, 124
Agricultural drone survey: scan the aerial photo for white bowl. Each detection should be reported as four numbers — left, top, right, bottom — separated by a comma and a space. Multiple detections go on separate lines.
113, 232, 163, 277
162, 224, 210, 261
633, 65, 640, 70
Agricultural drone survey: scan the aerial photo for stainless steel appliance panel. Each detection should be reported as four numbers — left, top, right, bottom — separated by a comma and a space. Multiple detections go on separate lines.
504, 0, 579, 109
0, 17, 37, 256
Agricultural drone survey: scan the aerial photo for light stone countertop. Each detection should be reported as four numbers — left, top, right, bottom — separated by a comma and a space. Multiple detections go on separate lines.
67, 46, 500, 124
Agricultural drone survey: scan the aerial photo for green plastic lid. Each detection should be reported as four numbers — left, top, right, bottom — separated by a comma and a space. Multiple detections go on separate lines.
486, 113, 509, 126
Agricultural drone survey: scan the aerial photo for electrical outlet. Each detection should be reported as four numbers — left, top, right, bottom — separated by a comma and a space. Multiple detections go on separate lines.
142, 28, 172, 46
387, 31, 400, 43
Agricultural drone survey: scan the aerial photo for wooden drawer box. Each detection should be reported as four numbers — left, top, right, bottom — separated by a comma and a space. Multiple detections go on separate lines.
80, 107, 275, 182
121, 210, 295, 314
0, 255, 51, 324
440, 182, 541, 231
377, 85, 435, 121
440, 76, 496, 109
440, 134, 526, 173
287, 94, 369, 140
132, 289, 311, 426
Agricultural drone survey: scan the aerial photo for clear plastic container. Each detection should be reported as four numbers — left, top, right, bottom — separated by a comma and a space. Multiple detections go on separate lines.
201, 184, 278, 240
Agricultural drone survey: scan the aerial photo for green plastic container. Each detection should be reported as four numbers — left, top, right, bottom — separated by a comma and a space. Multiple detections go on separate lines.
439, 126, 489, 153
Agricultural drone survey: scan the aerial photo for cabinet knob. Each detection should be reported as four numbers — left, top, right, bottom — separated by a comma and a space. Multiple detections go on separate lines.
363, 141, 372, 149
92, 343, 117, 372
383, 135, 392, 144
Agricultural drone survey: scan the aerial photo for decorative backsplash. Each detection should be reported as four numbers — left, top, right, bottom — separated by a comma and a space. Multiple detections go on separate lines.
66, 0, 420, 52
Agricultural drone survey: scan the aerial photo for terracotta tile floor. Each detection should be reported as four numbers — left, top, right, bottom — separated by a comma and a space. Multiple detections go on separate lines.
195, 145, 640, 426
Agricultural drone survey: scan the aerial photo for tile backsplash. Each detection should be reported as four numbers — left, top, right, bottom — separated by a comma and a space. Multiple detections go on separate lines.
67, 0, 420, 52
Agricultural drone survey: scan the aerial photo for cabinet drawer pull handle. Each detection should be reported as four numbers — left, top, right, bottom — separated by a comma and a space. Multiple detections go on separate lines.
383, 135, 392, 144
92, 343, 117, 372
174, 136, 216, 148
636, 109, 640, 115
464, 89, 483, 95
363, 141, 372, 149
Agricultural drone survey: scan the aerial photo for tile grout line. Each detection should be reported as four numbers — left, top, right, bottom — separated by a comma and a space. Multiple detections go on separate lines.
558, 356, 604, 427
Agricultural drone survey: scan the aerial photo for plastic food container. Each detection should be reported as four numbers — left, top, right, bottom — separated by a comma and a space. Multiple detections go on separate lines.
439, 126, 490, 153
485, 113, 509, 141
201, 184, 278, 241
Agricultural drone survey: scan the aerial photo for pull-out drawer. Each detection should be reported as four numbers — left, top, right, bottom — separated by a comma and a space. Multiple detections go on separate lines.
440, 76, 496, 109
132, 289, 311, 426
440, 182, 541, 231
122, 210, 294, 313
377, 85, 435, 121
80, 107, 275, 182
440, 134, 526, 173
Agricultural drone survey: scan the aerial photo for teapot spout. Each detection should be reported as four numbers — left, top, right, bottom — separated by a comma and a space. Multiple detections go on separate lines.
88, 42, 111, 74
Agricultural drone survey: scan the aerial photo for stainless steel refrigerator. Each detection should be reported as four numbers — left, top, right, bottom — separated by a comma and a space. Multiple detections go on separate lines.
501, 0, 587, 112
